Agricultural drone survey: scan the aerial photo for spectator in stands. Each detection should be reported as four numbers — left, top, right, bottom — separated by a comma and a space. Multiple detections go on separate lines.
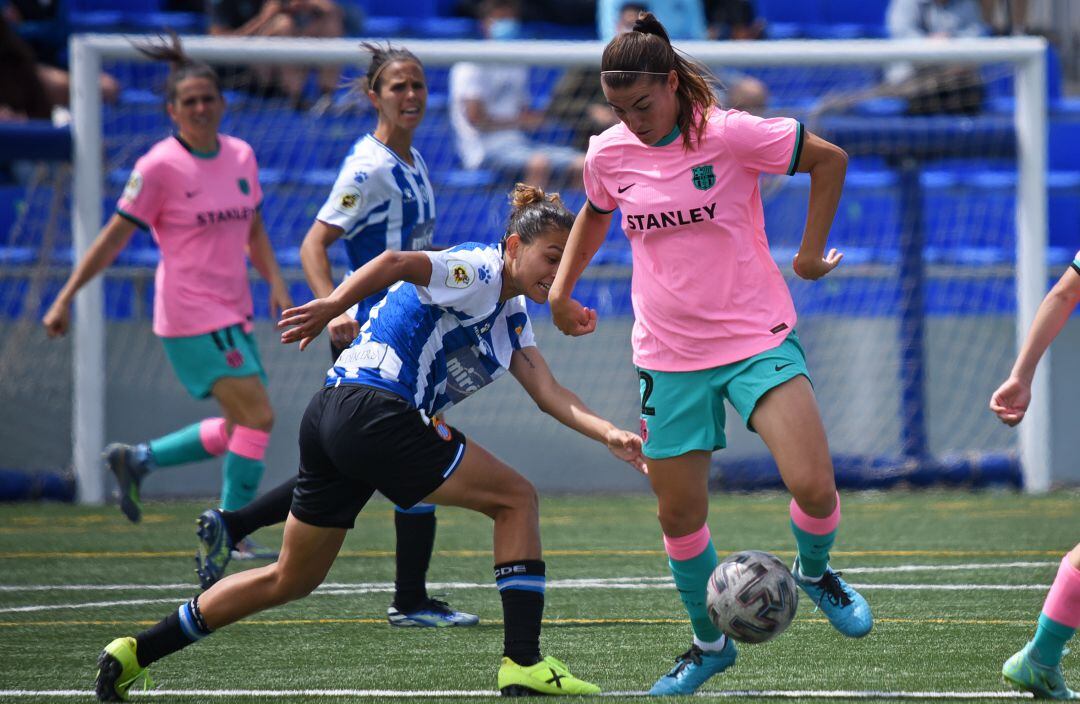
551, 1, 768, 152
208, 0, 344, 110
547, 2, 645, 151
981, 0, 1029, 35
885, 0, 988, 114
597, 0, 707, 42
0, 9, 119, 118
705, 0, 764, 40
450, 0, 585, 188
0, 14, 52, 121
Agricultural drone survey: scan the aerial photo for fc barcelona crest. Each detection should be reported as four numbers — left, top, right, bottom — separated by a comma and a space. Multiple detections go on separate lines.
691, 164, 715, 191
237, 178, 250, 195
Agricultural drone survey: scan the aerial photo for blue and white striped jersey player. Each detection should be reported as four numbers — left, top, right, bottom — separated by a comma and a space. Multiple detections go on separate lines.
96, 185, 645, 699
190, 43, 470, 629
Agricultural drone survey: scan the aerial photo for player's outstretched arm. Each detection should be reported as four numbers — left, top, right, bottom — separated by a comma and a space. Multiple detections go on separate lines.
42, 213, 137, 337
279, 249, 432, 350
549, 203, 610, 336
990, 266, 1080, 426
792, 131, 847, 281
300, 220, 359, 349
509, 345, 647, 474
248, 212, 293, 319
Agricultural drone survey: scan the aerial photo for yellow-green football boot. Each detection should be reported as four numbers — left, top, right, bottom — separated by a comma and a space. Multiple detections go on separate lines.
498, 655, 601, 696
95, 637, 152, 702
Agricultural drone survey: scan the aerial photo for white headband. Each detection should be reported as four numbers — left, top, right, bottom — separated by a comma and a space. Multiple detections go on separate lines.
600, 70, 670, 76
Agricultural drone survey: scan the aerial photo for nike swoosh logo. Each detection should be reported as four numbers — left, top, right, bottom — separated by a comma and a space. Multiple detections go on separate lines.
617, 183, 635, 193
775, 362, 795, 372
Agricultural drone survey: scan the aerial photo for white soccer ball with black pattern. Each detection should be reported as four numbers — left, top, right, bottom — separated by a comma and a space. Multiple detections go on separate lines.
705, 550, 798, 644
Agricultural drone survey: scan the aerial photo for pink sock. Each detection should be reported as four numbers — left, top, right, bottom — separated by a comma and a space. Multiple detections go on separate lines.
789, 492, 841, 535
663, 524, 712, 561
228, 426, 269, 460
199, 417, 229, 457
1043, 556, 1080, 628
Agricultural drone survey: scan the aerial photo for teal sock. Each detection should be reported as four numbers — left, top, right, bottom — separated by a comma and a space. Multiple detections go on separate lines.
220, 453, 264, 511
790, 520, 837, 579
1032, 613, 1076, 668
669, 544, 723, 643
148, 423, 213, 469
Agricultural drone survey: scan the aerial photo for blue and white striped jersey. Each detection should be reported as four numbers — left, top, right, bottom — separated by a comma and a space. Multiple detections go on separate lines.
326, 243, 536, 416
316, 134, 437, 321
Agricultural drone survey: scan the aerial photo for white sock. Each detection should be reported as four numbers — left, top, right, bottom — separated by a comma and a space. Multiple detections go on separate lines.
796, 562, 825, 584
694, 634, 727, 652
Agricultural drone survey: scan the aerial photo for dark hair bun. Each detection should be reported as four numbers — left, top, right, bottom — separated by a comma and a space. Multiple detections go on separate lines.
632, 11, 671, 43
509, 182, 563, 211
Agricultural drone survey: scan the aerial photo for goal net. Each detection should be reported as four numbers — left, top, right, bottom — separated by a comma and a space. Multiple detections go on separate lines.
1, 35, 1051, 502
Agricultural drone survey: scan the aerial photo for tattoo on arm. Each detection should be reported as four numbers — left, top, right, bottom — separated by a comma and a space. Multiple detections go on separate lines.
519, 350, 536, 369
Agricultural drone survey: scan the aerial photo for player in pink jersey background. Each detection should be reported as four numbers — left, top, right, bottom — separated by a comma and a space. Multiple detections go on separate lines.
548, 12, 870, 695
990, 251, 1080, 700
43, 34, 291, 542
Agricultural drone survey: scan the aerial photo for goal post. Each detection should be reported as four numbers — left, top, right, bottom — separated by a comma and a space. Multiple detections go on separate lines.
66, 34, 1049, 502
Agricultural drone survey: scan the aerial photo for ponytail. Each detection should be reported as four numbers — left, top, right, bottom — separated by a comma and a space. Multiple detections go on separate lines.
131, 30, 220, 106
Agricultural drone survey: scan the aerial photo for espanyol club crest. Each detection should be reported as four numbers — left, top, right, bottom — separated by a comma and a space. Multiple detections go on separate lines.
691, 164, 715, 191
433, 415, 453, 441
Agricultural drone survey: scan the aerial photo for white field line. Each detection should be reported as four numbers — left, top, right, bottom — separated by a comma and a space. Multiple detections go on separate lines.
0, 688, 1032, 699
0, 561, 1059, 594
0, 583, 1052, 615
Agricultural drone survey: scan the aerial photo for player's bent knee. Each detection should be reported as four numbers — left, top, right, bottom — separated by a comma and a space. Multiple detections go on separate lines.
507, 476, 539, 513
657, 505, 707, 537
235, 405, 274, 432
791, 484, 837, 517
269, 568, 322, 603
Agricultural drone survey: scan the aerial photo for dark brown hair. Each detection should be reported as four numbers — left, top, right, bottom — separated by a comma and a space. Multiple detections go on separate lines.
359, 41, 423, 94
132, 30, 220, 105
600, 12, 718, 150
504, 183, 574, 245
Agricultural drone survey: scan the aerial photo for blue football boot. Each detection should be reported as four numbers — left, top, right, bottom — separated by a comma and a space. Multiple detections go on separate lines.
649, 639, 738, 695
793, 557, 873, 638
103, 443, 148, 524
387, 598, 479, 627
1002, 642, 1078, 700
194, 509, 234, 589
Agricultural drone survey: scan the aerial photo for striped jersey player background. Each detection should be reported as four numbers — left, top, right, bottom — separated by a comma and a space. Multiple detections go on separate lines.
316, 133, 437, 323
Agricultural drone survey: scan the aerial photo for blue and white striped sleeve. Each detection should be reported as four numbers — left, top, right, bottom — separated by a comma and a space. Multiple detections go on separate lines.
315, 149, 390, 234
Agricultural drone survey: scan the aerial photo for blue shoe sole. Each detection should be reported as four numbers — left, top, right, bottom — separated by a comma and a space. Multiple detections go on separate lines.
194, 511, 232, 590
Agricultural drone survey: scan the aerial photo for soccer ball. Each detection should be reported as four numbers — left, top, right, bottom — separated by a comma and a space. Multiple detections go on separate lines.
705, 550, 798, 644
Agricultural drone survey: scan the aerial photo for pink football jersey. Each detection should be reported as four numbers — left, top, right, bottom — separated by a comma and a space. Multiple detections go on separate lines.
118, 134, 262, 337
583, 108, 804, 371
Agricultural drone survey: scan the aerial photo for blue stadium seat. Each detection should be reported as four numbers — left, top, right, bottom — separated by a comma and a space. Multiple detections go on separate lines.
764, 23, 804, 39
0, 186, 26, 246
1049, 117, 1080, 172
755, 0, 823, 24
105, 62, 170, 93
522, 21, 596, 40
363, 16, 407, 37
740, 66, 879, 105
360, 0, 437, 18
105, 279, 136, 320
820, 0, 889, 27
417, 17, 478, 39
803, 23, 865, 40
